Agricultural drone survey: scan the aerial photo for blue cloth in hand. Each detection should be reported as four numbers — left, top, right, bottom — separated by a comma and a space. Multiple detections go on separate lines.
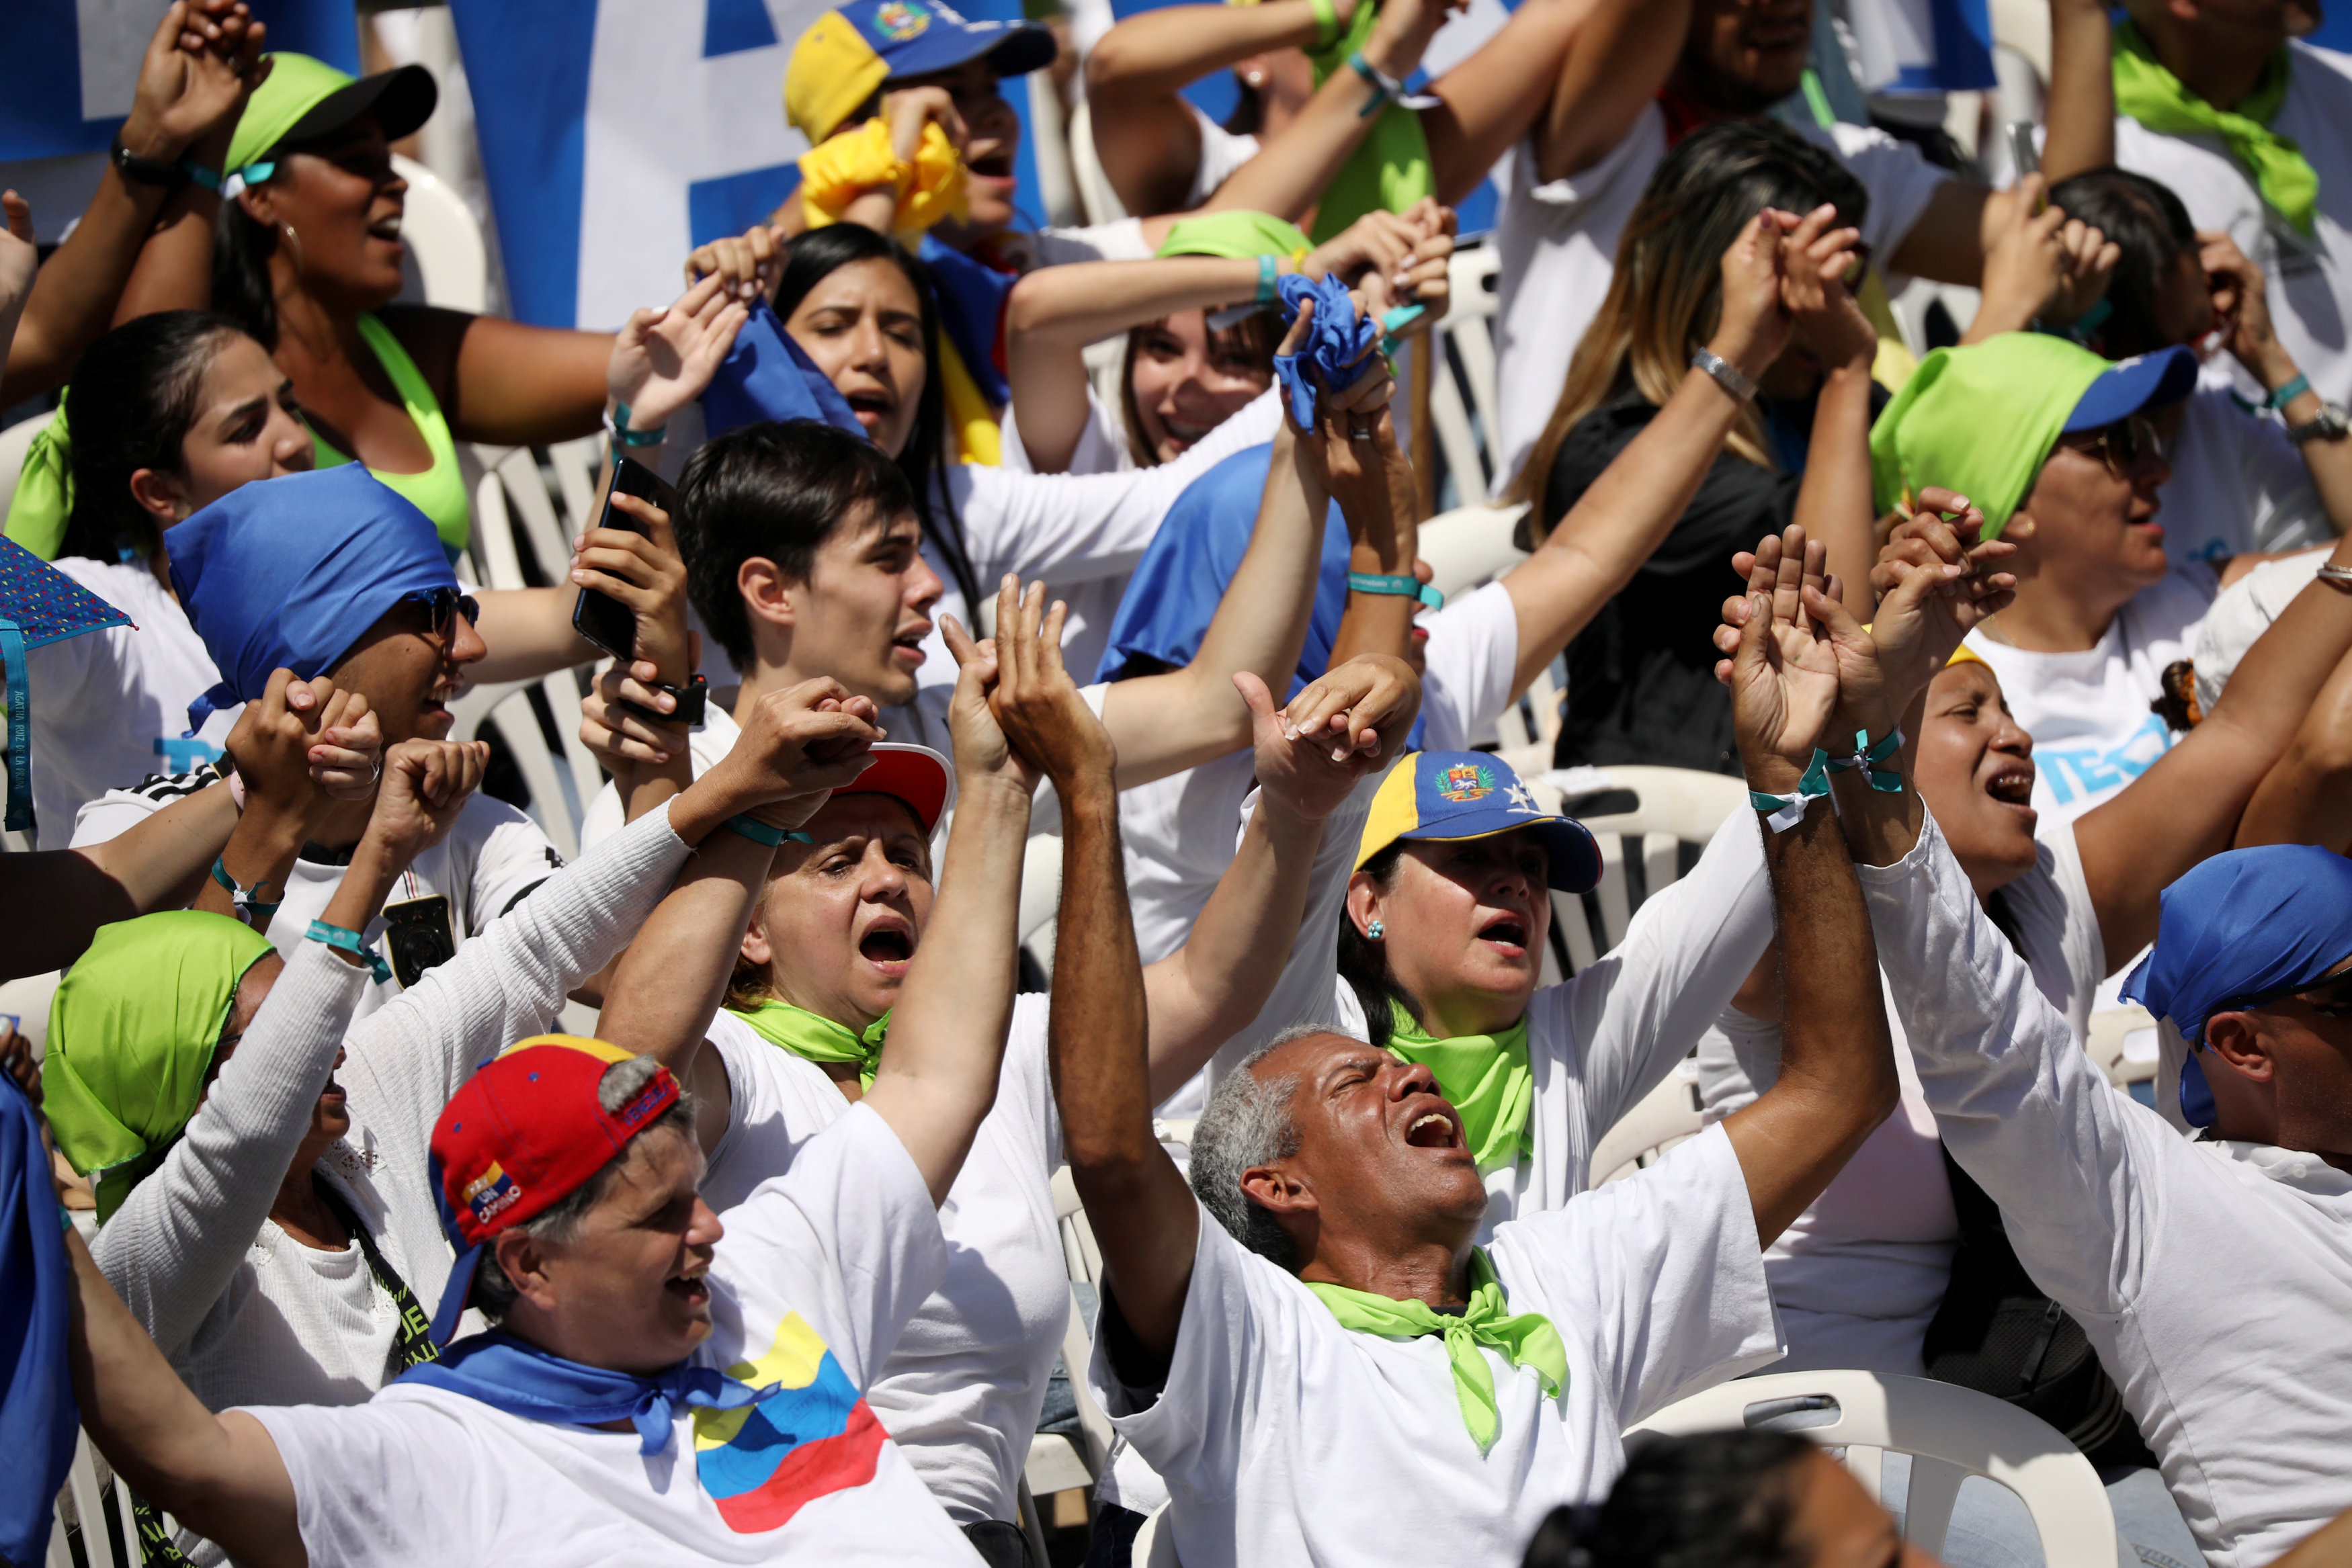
166, 466, 456, 734
700, 299, 868, 441
399, 1331, 767, 1456
0, 1075, 77, 1567
1271, 273, 1378, 429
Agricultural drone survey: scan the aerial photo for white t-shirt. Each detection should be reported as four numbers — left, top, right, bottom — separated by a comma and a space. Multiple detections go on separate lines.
911, 388, 1282, 691
72, 776, 563, 1022
998, 388, 1139, 687
2160, 374, 2329, 567
1694, 820, 2105, 1376
1961, 561, 2218, 823
1188, 106, 1261, 208
2113, 43, 2352, 407
1863, 811, 2352, 1568
1090, 1123, 1781, 1568
245, 1106, 980, 1567
698, 998, 1066, 1526
24, 556, 235, 849
1493, 102, 1948, 482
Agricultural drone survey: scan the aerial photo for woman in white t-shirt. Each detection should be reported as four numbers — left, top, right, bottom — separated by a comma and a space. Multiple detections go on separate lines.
594, 600, 1399, 1559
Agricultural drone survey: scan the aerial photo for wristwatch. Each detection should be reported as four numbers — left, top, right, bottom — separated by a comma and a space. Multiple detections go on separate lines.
653, 673, 708, 726
110, 132, 190, 189
2287, 400, 2351, 445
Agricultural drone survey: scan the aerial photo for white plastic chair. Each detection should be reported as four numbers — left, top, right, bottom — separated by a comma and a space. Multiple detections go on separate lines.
1629, 1370, 2118, 1568
1512, 763, 1749, 976
47, 1430, 144, 1568
391, 153, 487, 314
1030, 1167, 1120, 1529
1419, 502, 1528, 603
1427, 243, 1503, 506
2087, 1004, 2159, 1092
1131, 1499, 1179, 1567
1017, 828, 1065, 980
0, 408, 57, 533
1588, 1057, 1706, 1186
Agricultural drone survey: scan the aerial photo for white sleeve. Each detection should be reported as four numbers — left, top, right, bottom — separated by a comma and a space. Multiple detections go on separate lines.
1033, 218, 1152, 265
950, 388, 1282, 589
710, 1103, 950, 1391
245, 1397, 487, 1568
1508, 105, 1661, 222
337, 805, 693, 1158
1547, 807, 1773, 1141
2044, 820, 2109, 1004
1824, 123, 1949, 262
67, 775, 187, 848
1487, 1123, 1780, 1426
1857, 810, 2167, 1313
453, 801, 565, 930
92, 943, 369, 1352
1417, 580, 1522, 751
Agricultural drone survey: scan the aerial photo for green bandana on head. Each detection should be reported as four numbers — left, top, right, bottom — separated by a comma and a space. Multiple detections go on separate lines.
1384, 1000, 1532, 1170
728, 998, 890, 1090
1155, 211, 1314, 263
3, 410, 73, 562
2113, 20, 2316, 236
1307, 1248, 1567, 1454
1304, 5, 1433, 243
44, 912, 277, 1222
1867, 334, 2110, 540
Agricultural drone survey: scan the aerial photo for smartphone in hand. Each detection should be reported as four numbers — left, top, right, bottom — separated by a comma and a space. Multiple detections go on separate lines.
572, 455, 679, 661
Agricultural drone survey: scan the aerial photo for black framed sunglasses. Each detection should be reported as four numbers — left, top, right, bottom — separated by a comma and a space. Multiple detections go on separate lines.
2213, 963, 2352, 1027
403, 586, 480, 642
2059, 414, 2166, 479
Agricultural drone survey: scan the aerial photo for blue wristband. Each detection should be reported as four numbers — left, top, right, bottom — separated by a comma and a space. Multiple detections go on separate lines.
305, 920, 394, 985
1348, 571, 1443, 610
722, 814, 814, 848
2267, 374, 2312, 410
1256, 253, 1279, 305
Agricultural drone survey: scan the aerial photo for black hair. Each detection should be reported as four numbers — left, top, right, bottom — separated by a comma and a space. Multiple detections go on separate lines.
1336, 840, 1413, 1047
674, 419, 918, 672
213, 189, 286, 351
58, 310, 254, 565
2047, 168, 2199, 360
1521, 1431, 1818, 1568
1224, 71, 1268, 137
770, 224, 983, 615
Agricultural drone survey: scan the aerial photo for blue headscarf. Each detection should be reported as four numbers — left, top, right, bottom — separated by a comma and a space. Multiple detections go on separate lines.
0, 1076, 77, 1565
2122, 844, 2352, 1127
700, 299, 868, 441
165, 466, 456, 734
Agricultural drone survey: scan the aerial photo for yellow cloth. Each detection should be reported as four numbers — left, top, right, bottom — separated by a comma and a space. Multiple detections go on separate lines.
937, 335, 1002, 466
798, 118, 968, 240
784, 9, 894, 145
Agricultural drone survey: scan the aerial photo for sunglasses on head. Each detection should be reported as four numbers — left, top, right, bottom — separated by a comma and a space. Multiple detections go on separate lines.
403, 586, 480, 642
2059, 414, 2165, 479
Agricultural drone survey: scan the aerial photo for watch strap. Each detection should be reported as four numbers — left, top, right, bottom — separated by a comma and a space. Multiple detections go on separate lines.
111, 134, 191, 189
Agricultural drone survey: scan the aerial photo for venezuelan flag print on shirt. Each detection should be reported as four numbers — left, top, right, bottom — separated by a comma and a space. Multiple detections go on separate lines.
693, 1313, 887, 1532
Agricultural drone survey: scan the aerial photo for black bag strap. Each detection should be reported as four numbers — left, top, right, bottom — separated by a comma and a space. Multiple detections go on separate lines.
314, 1176, 442, 1381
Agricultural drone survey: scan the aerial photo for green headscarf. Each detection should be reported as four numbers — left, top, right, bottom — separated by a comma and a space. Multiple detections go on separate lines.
2113, 19, 2316, 237
1384, 1000, 1532, 1170
1155, 211, 1314, 262
1307, 1247, 1567, 1454
4, 410, 73, 562
728, 998, 890, 1090
44, 912, 276, 1222
1304, 5, 1433, 243
1867, 334, 2109, 540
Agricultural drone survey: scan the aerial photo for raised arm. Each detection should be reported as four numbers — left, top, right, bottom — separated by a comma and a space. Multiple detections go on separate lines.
859, 589, 1046, 1204
1525, 0, 1687, 187
1712, 525, 1901, 1246
376, 306, 616, 448
2203, 232, 2352, 539
2236, 644, 2352, 853
1781, 208, 1881, 616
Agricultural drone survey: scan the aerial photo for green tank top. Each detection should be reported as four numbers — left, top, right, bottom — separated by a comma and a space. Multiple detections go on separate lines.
308, 314, 472, 554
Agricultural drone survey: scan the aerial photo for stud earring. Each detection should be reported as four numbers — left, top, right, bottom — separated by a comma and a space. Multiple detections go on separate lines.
1366, 918, 1384, 940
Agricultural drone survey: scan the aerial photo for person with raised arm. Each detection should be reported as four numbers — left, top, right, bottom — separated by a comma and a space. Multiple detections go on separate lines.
1041, 529, 1906, 1568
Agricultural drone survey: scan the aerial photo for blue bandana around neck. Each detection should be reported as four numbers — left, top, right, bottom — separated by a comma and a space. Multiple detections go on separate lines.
0, 1077, 77, 1566
397, 1331, 770, 1456
165, 465, 456, 734
699, 298, 870, 441
917, 236, 1015, 406
2122, 844, 2352, 1127
1271, 272, 1380, 429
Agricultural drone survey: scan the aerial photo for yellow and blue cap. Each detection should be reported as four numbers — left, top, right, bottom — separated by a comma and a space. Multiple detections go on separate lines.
1355, 751, 1602, 894
785, 0, 1056, 143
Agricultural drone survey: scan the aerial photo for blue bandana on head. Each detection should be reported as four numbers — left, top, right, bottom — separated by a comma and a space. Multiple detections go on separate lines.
2122, 844, 2352, 1127
700, 299, 870, 441
165, 466, 457, 734
398, 1332, 767, 1456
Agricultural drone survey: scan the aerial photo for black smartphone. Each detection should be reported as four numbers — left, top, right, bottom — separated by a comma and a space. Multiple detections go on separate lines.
571, 454, 679, 661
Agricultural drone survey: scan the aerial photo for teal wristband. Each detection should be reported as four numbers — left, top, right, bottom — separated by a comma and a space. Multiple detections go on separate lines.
2267, 374, 2312, 410
607, 402, 667, 448
1256, 253, 1279, 305
723, 814, 815, 848
305, 920, 393, 984
1750, 749, 1833, 832
1348, 571, 1443, 610
211, 857, 283, 926
1349, 52, 1402, 117
1824, 727, 1904, 792
183, 163, 222, 192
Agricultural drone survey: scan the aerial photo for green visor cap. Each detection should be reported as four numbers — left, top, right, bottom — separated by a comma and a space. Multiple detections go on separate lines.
225, 52, 437, 179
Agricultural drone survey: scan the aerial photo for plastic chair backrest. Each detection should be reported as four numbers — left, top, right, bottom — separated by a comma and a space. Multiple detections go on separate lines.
1047, 1166, 1120, 1476
0, 408, 57, 533
1427, 244, 1504, 504
391, 153, 487, 314
1629, 1370, 2117, 1568
1587, 1059, 1705, 1185
1019, 829, 1065, 980
2087, 1005, 2159, 1090
1417, 501, 1562, 748
49, 1429, 141, 1568
444, 679, 586, 862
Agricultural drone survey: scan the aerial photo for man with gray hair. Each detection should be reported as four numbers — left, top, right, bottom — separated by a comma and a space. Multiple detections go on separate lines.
1045, 525, 1927, 1568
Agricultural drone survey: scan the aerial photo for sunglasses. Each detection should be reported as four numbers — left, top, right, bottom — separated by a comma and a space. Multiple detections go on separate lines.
2058, 414, 2166, 479
403, 587, 480, 642
2209, 964, 2352, 1035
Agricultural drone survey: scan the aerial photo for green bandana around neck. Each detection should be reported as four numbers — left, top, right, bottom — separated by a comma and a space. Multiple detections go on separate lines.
44, 912, 276, 1222
2113, 20, 2315, 236
1306, 1248, 1567, 1454
1304, 4, 1433, 243
728, 998, 890, 1089
1384, 1000, 1532, 1170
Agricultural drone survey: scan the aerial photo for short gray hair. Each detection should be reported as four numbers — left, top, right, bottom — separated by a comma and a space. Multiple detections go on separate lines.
1188, 1029, 1333, 1270
471, 1054, 697, 1320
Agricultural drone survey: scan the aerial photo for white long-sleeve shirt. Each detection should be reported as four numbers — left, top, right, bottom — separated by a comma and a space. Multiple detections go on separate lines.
1862, 811, 2352, 1568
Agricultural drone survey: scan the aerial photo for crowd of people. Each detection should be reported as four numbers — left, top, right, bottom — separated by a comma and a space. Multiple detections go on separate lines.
3, 0, 2352, 1565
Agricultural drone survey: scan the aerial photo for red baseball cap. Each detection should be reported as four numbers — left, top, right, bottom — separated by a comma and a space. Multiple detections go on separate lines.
426, 1035, 681, 1344
838, 742, 954, 835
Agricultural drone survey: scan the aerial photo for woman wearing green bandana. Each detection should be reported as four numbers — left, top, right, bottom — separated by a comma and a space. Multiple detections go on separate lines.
594, 582, 1405, 1551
